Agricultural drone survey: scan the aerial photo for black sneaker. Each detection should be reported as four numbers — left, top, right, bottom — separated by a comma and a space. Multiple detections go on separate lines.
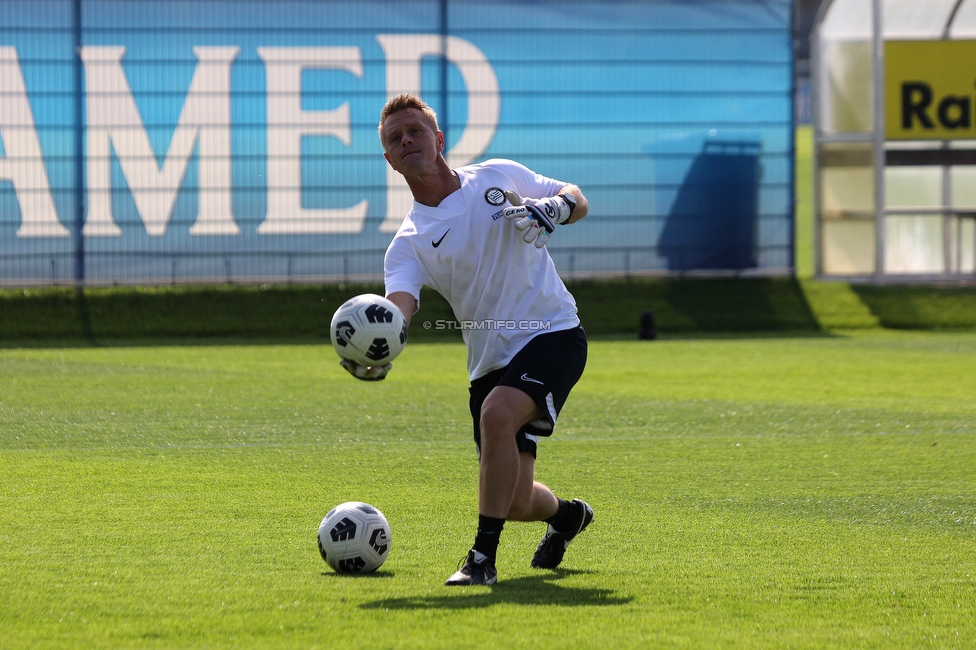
445, 550, 497, 586
531, 499, 593, 569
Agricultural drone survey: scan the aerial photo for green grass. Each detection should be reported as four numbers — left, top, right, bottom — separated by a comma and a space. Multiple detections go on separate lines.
3, 277, 976, 344
2, 332, 975, 648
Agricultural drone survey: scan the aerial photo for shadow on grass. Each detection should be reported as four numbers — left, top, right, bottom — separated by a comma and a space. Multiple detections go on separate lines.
321, 570, 396, 580
605, 329, 839, 342
12, 278, 973, 348
851, 283, 976, 330
0, 335, 330, 350
358, 569, 632, 610
0, 328, 842, 351
3, 278, 831, 346
572, 276, 823, 336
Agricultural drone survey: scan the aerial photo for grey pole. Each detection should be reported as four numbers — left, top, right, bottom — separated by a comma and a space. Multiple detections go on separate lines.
872, 0, 885, 281
72, 0, 85, 288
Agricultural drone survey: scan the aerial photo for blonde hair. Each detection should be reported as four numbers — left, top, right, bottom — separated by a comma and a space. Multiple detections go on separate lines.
378, 93, 440, 142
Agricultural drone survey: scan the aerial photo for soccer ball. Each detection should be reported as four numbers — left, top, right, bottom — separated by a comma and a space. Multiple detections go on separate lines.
317, 502, 391, 574
330, 294, 407, 367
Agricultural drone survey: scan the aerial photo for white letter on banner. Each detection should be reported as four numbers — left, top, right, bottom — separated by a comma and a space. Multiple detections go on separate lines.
82, 46, 239, 237
256, 47, 367, 234
376, 35, 499, 233
0, 47, 70, 238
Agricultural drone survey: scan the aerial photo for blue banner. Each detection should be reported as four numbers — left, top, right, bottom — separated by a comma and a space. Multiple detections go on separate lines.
0, 0, 793, 285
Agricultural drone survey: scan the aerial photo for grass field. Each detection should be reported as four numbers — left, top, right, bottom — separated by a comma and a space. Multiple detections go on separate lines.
2, 332, 975, 648
4, 277, 976, 343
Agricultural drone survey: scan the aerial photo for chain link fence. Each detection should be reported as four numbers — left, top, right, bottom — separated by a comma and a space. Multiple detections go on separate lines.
1, 0, 794, 287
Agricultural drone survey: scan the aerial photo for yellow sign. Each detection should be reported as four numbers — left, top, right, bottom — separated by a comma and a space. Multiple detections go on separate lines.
885, 40, 976, 140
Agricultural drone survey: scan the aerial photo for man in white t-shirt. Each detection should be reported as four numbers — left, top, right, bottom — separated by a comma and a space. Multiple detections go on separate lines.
343, 93, 593, 586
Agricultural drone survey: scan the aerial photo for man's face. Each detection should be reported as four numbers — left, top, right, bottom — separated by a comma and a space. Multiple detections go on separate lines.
381, 108, 444, 176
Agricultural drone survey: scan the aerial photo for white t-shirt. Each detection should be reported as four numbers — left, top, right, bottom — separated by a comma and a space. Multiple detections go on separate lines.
384, 158, 580, 380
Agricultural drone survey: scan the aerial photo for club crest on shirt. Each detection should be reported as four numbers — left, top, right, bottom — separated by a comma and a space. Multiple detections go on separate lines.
484, 187, 506, 206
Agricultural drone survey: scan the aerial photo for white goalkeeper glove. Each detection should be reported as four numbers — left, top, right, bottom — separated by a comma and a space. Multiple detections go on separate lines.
502, 193, 575, 248
339, 358, 392, 382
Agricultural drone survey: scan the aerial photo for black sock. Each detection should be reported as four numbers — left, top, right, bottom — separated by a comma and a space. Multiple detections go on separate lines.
544, 498, 577, 533
473, 515, 505, 563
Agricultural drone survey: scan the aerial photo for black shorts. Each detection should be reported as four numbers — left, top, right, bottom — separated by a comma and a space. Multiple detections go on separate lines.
468, 326, 587, 459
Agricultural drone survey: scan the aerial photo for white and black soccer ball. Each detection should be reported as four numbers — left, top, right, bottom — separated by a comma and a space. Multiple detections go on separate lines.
330, 294, 407, 367
317, 502, 391, 574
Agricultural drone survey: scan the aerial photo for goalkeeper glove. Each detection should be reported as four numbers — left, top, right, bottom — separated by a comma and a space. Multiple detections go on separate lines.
502, 194, 575, 248
339, 358, 392, 381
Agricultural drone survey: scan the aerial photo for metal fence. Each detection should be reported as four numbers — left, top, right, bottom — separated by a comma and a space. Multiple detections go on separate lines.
1, 0, 794, 287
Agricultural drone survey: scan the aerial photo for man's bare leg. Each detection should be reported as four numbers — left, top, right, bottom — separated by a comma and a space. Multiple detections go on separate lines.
477, 386, 541, 518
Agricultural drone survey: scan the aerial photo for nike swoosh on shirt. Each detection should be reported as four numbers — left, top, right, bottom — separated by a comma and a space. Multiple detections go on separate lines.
520, 373, 544, 385
432, 229, 450, 248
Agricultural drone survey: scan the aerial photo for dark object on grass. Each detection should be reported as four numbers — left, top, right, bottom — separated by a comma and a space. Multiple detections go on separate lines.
639, 310, 657, 340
